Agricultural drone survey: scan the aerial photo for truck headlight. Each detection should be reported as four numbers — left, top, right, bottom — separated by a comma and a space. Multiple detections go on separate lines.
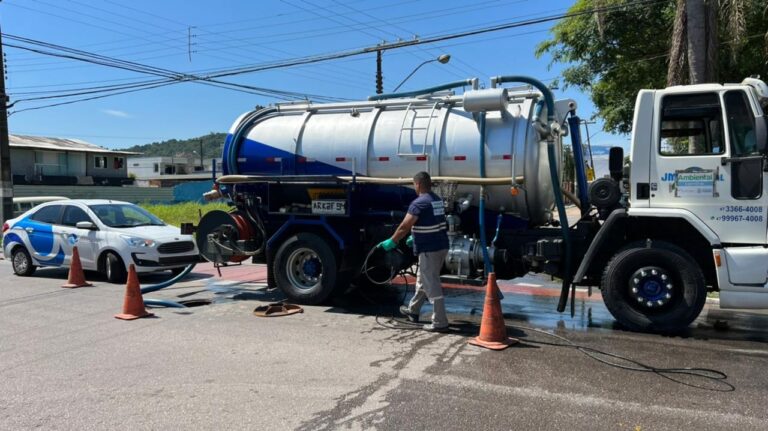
121, 235, 156, 248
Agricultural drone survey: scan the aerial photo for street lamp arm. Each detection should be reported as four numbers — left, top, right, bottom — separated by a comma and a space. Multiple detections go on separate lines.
392, 59, 434, 93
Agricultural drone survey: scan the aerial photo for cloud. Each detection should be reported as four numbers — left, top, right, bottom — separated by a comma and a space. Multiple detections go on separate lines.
103, 109, 131, 118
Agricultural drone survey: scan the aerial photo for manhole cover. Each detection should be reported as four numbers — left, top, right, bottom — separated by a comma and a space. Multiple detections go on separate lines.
178, 299, 213, 307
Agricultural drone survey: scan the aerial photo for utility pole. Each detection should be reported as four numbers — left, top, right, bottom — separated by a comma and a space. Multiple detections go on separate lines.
0, 20, 14, 224
199, 139, 203, 171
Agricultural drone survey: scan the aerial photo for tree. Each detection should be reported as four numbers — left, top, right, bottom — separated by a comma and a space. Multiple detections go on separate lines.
537, 0, 768, 134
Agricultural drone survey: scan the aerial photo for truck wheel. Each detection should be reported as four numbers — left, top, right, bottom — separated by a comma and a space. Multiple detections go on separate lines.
11, 246, 36, 276
601, 241, 706, 333
273, 233, 338, 304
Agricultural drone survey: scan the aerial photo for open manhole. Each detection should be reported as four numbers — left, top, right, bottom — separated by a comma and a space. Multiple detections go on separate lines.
178, 299, 213, 308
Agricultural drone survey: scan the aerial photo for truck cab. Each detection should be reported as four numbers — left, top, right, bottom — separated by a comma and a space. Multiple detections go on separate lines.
577, 77, 768, 331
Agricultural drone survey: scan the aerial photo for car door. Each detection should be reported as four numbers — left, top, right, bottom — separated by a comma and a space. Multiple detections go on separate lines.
59, 204, 100, 270
23, 204, 65, 266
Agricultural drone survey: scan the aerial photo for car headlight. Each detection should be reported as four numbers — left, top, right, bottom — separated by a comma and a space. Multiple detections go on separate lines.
121, 235, 156, 248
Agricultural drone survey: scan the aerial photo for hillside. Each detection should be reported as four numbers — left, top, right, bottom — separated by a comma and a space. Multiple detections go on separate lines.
120, 132, 227, 158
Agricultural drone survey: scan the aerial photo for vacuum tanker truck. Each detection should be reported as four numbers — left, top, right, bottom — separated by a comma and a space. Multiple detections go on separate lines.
190, 75, 768, 333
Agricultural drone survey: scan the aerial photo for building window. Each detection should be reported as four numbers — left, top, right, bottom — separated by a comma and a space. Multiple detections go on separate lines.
94, 156, 108, 169
153, 163, 159, 173
114, 157, 125, 169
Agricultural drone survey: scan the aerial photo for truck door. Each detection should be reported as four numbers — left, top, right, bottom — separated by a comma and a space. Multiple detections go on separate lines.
649, 90, 766, 244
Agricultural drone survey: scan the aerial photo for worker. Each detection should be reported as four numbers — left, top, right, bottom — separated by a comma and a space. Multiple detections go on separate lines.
378, 171, 449, 332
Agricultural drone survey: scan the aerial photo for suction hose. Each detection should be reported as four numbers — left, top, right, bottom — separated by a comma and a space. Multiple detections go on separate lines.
139, 263, 197, 308
491, 75, 573, 314
368, 78, 478, 101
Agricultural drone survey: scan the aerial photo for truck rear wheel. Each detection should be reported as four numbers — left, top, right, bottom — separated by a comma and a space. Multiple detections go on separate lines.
601, 241, 706, 333
273, 233, 338, 304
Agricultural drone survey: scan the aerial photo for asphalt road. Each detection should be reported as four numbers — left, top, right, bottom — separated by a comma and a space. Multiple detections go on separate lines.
1, 260, 767, 430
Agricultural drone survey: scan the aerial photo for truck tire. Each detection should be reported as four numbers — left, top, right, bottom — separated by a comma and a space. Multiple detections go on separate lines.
273, 233, 338, 304
601, 241, 706, 333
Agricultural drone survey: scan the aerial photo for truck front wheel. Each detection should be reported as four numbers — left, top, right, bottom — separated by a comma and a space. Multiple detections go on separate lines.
273, 233, 338, 304
601, 241, 706, 333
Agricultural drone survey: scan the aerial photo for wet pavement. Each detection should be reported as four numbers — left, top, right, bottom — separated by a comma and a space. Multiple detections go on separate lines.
1, 260, 768, 430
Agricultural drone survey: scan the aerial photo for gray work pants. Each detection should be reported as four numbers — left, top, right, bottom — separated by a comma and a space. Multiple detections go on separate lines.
406, 249, 448, 327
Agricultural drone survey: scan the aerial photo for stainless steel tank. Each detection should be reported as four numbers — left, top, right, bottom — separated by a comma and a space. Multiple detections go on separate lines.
225, 88, 572, 225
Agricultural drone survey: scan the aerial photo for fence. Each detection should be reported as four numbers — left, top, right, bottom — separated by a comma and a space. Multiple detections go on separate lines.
13, 185, 174, 203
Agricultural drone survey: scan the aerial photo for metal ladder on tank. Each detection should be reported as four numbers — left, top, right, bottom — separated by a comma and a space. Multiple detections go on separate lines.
396, 102, 441, 157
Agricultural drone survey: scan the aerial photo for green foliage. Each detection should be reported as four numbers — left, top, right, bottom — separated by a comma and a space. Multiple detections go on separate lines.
139, 201, 230, 227
537, 0, 768, 134
120, 132, 227, 158
563, 145, 576, 183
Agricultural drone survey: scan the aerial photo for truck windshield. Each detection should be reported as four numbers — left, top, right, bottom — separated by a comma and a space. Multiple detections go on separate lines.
89, 204, 165, 228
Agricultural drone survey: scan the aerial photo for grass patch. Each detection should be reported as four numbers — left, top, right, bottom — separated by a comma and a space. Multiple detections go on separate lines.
139, 201, 231, 227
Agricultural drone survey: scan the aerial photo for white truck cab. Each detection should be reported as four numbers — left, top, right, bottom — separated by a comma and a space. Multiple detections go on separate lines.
629, 78, 768, 309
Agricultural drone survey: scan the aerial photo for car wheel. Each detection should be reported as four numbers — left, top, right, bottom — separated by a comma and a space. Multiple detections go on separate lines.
273, 233, 338, 304
11, 246, 36, 276
601, 241, 706, 333
104, 252, 127, 284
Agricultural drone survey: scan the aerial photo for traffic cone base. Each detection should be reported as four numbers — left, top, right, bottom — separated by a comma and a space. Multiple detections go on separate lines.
115, 264, 154, 320
469, 336, 518, 350
62, 246, 92, 288
469, 272, 518, 351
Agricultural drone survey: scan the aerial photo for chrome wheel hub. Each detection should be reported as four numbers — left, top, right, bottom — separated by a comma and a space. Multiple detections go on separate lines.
286, 247, 323, 291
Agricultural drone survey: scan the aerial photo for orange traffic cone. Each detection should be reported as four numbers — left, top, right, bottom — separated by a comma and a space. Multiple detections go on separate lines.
114, 264, 154, 320
62, 246, 93, 288
469, 272, 518, 350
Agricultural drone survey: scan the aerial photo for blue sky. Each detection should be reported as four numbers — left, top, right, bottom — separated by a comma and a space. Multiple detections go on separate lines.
2, 0, 628, 150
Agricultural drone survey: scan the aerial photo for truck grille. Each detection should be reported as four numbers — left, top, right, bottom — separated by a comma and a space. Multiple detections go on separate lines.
157, 241, 195, 254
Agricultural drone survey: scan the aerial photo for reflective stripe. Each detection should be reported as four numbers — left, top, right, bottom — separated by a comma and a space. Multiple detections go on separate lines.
412, 227, 446, 234
412, 222, 447, 232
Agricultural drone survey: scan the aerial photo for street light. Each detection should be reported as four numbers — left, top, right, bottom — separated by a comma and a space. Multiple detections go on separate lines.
392, 54, 451, 92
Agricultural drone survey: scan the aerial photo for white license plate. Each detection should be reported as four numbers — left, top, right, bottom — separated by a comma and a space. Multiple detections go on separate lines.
311, 200, 346, 215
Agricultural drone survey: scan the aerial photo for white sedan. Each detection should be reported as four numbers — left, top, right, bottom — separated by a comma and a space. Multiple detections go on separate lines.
2, 200, 199, 283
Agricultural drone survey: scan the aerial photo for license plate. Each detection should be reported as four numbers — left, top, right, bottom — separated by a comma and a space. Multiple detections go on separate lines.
311, 200, 346, 215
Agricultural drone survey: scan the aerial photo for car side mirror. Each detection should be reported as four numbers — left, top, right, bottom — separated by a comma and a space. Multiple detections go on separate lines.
755, 117, 767, 154
76, 221, 97, 230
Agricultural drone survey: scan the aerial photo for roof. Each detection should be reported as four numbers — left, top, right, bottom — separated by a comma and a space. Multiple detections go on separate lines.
9, 134, 140, 155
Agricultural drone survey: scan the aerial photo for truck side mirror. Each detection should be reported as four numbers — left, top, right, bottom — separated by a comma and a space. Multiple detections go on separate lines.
609, 147, 624, 181
755, 117, 768, 154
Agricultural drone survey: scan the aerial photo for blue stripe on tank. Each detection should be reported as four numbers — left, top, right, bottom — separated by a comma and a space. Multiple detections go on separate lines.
224, 134, 353, 176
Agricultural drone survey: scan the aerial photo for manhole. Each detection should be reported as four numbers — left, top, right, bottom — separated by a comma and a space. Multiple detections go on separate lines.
178, 299, 213, 307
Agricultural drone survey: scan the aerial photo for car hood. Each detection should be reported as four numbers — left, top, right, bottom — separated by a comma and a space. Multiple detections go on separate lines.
112, 225, 191, 242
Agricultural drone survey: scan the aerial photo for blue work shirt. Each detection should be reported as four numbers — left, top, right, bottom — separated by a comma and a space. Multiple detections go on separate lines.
408, 192, 449, 254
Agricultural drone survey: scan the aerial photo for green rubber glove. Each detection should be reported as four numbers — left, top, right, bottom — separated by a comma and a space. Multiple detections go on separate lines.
377, 238, 397, 251
406, 235, 413, 247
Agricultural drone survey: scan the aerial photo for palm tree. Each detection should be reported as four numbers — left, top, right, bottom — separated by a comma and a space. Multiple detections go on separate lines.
667, 0, 719, 85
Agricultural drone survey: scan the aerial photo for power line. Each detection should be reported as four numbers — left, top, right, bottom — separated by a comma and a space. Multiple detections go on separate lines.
204, 0, 670, 80
4, 0, 668, 113
3, 34, 349, 106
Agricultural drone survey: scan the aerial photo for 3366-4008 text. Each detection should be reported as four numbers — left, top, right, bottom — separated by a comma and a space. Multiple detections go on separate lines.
720, 205, 764, 213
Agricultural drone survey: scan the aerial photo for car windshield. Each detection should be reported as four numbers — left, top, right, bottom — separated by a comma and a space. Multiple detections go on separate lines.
88, 204, 165, 228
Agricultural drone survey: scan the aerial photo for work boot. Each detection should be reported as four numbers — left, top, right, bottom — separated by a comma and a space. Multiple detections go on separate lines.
399, 305, 419, 323
422, 323, 449, 333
